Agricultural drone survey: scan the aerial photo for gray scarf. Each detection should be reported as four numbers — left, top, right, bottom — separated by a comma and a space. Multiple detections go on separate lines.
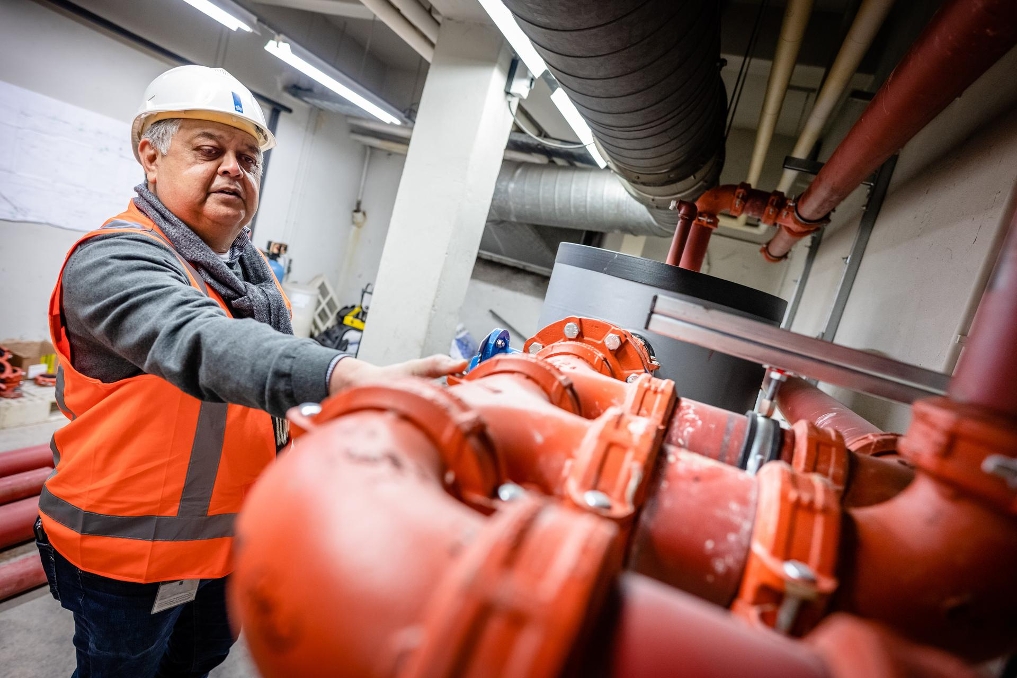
133, 184, 293, 335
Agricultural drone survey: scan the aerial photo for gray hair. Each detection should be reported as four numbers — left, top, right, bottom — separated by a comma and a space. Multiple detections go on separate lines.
141, 118, 182, 155
141, 117, 263, 179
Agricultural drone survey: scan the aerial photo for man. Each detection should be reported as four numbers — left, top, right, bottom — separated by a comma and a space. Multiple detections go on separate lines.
34, 65, 464, 677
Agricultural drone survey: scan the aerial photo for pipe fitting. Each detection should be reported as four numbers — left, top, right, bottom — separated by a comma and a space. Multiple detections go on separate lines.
899, 397, 1017, 515
288, 379, 502, 511
525, 317, 658, 380
732, 462, 841, 636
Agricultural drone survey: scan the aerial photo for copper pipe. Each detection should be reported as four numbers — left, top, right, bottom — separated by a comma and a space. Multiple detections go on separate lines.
0, 553, 46, 602
0, 496, 39, 549
0, 445, 53, 478
950, 209, 1017, 419
664, 201, 697, 266
678, 222, 714, 272
764, 0, 1017, 259
0, 468, 50, 506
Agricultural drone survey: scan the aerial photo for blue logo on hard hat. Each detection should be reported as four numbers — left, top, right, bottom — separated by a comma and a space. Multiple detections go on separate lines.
232, 92, 243, 113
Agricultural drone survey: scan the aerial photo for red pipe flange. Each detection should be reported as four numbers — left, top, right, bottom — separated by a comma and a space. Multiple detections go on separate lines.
464, 354, 581, 416
525, 317, 658, 380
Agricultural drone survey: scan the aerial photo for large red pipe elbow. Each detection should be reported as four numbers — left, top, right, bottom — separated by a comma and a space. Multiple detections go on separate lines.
836, 473, 1017, 660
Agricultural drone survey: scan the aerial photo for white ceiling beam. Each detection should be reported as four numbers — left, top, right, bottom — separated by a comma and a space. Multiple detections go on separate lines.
252, 0, 374, 20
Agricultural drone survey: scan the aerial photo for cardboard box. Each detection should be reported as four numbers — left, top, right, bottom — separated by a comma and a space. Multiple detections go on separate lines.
1, 340, 56, 371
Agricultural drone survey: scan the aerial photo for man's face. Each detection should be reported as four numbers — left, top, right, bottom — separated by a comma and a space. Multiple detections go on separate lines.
139, 119, 262, 252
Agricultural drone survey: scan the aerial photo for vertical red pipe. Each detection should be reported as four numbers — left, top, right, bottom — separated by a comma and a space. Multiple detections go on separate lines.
664, 201, 697, 266
678, 222, 713, 272
949, 208, 1017, 419
764, 0, 1017, 259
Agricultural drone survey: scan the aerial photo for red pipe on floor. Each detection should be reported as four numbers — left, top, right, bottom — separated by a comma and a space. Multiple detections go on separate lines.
0, 468, 50, 506
0, 496, 40, 550
0, 553, 46, 602
0, 445, 53, 478
763, 0, 1017, 261
949, 209, 1017, 419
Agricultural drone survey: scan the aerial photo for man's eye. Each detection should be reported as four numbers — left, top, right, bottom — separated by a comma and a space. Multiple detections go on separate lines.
197, 146, 220, 157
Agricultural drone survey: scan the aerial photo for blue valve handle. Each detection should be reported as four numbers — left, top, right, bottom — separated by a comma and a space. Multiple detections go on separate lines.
466, 329, 518, 372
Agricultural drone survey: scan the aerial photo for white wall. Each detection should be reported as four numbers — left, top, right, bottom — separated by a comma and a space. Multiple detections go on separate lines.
784, 47, 1017, 432
0, 0, 404, 340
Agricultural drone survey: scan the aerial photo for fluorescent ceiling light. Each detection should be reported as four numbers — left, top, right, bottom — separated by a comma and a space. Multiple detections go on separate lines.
477, 0, 547, 78
179, 0, 253, 32
265, 39, 403, 125
550, 88, 607, 168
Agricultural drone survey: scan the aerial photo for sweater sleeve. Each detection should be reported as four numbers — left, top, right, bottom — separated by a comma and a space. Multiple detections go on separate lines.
61, 232, 340, 418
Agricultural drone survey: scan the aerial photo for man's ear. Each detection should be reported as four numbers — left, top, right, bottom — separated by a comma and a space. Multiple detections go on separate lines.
137, 138, 161, 187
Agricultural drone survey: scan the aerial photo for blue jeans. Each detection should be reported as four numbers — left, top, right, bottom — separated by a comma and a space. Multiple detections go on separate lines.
36, 522, 237, 678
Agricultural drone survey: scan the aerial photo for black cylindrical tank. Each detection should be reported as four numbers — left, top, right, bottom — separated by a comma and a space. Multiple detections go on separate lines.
539, 244, 786, 413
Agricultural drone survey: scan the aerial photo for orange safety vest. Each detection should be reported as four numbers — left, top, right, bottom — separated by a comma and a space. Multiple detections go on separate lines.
40, 203, 287, 583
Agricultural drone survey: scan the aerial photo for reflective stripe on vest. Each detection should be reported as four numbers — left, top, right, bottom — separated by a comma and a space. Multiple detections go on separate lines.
41, 205, 279, 581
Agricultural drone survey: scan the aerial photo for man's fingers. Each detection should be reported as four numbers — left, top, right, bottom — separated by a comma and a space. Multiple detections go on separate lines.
405, 355, 468, 378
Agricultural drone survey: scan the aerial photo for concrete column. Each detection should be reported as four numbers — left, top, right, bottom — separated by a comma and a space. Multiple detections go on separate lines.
358, 19, 513, 364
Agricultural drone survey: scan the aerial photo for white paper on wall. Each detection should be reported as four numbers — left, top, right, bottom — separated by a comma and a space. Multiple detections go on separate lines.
0, 80, 140, 231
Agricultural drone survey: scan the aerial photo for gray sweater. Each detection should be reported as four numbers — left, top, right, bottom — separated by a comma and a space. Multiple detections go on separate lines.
61, 232, 340, 418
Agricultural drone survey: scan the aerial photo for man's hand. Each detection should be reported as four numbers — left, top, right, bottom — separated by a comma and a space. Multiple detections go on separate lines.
328, 355, 468, 395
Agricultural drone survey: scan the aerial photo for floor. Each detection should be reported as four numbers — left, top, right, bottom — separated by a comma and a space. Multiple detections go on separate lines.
0, 420, 262, 677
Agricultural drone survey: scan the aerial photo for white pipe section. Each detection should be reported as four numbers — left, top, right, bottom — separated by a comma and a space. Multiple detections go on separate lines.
746, 0, 814, 189
388, 0, 440, 43
776, 0, 896, 194
358, 0, 435, 62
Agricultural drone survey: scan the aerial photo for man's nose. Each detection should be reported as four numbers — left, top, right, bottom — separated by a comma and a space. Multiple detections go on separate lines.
219, 152, 242, 177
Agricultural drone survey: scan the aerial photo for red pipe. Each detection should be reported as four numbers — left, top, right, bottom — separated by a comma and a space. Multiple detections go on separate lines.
836, 473, 1017, 660
628, 451, 757, 606
949, 209, 1017, 419
0, 553, 46, 602
0, 468, 50, 506
678, 222, 713, 272
764, 0, 1017, 260
776, 377, 898, 454
663, 398, 751, 466
664, 200, 697, 266
0, 496, 40, 549
0, 445, 53, 478
592, 574, 828, 678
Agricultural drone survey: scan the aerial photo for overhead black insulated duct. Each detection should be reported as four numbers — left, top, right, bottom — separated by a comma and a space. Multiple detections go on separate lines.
502, 0, 727, 226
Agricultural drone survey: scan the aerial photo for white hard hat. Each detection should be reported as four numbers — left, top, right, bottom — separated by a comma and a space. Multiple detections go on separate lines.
131, 65, 276, 161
